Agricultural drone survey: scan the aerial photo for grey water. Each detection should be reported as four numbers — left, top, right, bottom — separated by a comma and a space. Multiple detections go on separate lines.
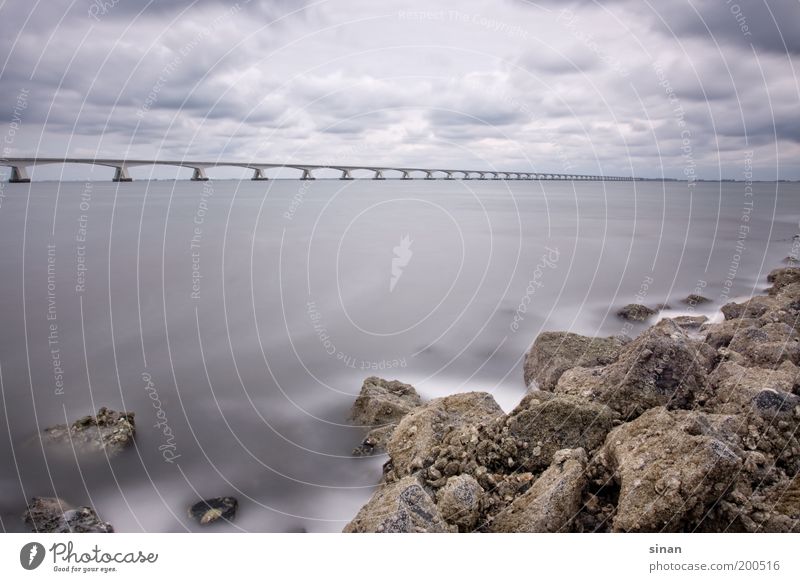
0, 178, 798, 532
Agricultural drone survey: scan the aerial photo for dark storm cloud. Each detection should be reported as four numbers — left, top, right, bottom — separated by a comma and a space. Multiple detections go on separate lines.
0, 0, 798, 179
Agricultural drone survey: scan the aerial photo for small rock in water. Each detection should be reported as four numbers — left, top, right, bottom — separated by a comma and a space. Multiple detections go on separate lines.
189, 497, 238, 525
42, 407, 135, 457
23, 497, 114, 533
616, 304, 656, 322
681, 294, 711, 306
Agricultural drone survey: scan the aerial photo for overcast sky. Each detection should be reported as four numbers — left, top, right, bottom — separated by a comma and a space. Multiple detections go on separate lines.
1, 0, 798, 179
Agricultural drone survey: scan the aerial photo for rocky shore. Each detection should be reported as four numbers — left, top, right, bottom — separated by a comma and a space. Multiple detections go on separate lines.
345, 266, 800, 533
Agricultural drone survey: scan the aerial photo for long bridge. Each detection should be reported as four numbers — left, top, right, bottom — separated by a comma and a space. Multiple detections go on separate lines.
0, 157, 640, 183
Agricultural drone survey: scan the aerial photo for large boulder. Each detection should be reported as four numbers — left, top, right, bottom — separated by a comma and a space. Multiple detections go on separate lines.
483, 390, 616, 473
556, 319, 716, 418
767, 267, 800, 294
705, 361, 800, 419
726, 323, 800, 367
385, 392, 504, 479
435, 474, 484, 531
42, 408, 135, 457
343, 475, 455, 533
523, 331, 627, 390
600, 407, 743, 532
349, 377, 422, 456
23, 497, 114, 533
490, 448, 588, 532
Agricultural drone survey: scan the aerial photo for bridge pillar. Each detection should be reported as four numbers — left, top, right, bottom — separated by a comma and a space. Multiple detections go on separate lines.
492, 173, 500, 180
425, 171, 435, 180
462, 171, 471, 180
373, 169, 385, 180
300, 168, 315, 180
113, 165, 132, 182
191, 167, 209, 181
9, 164, 31, 183
444, 171, 454, 180
478, 172, 486, 180
400, 170, 411, 180
252, 168, 268, 180
339, 169, 353, 180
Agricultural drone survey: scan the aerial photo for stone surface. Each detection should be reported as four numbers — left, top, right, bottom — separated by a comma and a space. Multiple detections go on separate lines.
670, 315, 709, 330
601, 408, 742, 532
523, 331, 627, 390
23, 497, 114, 533
350, 377, 422, 426
436, 474, 484, 531
42, 407, 135, 456
616, 304, 657, 322
490, 448, 588, 532
343, 475, 455, 533
188, 497, 238, 525
681, 294, 711, 306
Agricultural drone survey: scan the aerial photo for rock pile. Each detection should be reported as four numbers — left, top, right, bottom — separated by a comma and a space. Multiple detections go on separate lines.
345, 267, 800, 532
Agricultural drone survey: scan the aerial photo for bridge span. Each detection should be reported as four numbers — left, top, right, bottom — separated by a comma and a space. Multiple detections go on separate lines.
0, 157, 639, 183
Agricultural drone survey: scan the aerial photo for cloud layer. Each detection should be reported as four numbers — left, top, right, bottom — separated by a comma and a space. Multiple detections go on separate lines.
1, 0, 798, 179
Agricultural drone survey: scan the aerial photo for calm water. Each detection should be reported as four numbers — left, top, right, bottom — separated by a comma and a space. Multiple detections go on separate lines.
0, 178, 797, 532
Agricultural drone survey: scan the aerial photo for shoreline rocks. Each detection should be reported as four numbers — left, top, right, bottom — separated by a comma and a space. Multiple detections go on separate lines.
189, 497, 238, 525
23, 497, 114, 533
43, 407, 135, 457
350, 377, 422, 456
344, 266, 800, 533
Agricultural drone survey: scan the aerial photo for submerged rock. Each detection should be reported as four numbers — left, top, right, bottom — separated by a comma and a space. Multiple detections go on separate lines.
600, 407, 742, 532
189, 497, 238, 525
490, 448, 587, 533
343, 475, 455, 533
616, 304, 656, 322
523, 331, 627, 390
42, 407, 135, 456
23, 497, 113, 533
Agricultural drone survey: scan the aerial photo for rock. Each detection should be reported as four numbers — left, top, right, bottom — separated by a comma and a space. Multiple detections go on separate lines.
42, 407, 135, 456
350, 377, 422, 426
600, 408, 742, 532
523, 331, 627, 390
436, 474, 484, 531
490, 448, 587, 532
23, 497, 114, 533
681, 294, 711, 306
188, 497, 238, 525
616, 304, 656, 322
702, 318, 759, 349
343, 475, 455, 532
726, 322, 800, 367
706, 361, 800, 418
721, 296, 777, 320
767, 267, 800, 293
352, 425, 395, 457
670, 315, 709, 330
386, 392, 504, 478
492, 390, 616, 472
556, 319, 716, 418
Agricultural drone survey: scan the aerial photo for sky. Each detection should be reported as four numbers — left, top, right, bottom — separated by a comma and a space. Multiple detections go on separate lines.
1, 0, 798, 180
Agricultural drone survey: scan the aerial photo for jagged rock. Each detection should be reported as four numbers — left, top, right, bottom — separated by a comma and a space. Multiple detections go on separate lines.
490, 448, 587, 532
350, 377, 422, 426
721, 296, 777, 320
555, 319, 716, 418
23, 497, 114, 533
682, 294, 711, 306
42, 407, 135, 456
350, 377, 422, 456
670, 315, 708, 330
600, 408, 742, 532
491, 390, 616, 473
189, 497, 238, 525
616, 304, 656, 322
767, 267, 800, 293
385, 392, 503, 478
726, 323, 800, 367
436, 474, 484, 531
343, 475, 455, 532
706, 361, 800, 418
523, 331, 627, 390
702, 318, 759, 349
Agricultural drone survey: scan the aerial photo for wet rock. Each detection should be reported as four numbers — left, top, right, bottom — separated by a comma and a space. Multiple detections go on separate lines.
767, 267, 800, 294
681, 294, 711, 306
352, 425, 395, 457
721, 296, 777, 320
523, 331, 627, 390
42, 407, 135, 457
616, 304, 656, 322
490, 448, 587, 532
350, 377, 422, 426
344, 475, 455, 532
386, 392, 503, 478
189, 497, 238, 525
436, 474, 484, 531
23, 497, 114, 533
702, 318, 759, 349
492, 390, 616, 472
556, 319, 716, 418
600, 407, 742, 532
